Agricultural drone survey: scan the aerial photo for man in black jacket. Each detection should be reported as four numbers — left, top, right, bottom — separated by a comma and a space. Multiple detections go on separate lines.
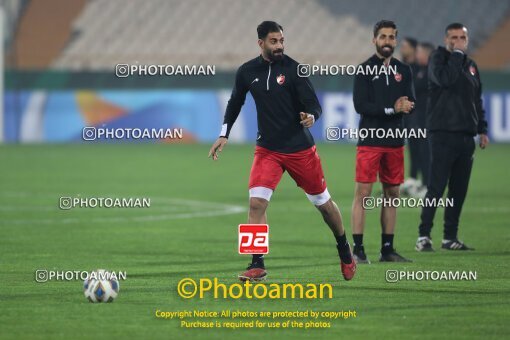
208, 21, 356, 282
415, 23, 489, 252
351, 20, 415, 263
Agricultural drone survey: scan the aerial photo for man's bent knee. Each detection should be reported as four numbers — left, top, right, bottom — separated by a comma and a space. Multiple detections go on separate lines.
306, 188, 331, 206
249, 197, 268, 211
355, 182, 373, 199
382, 184, 400, 199
249, 186, 273, 201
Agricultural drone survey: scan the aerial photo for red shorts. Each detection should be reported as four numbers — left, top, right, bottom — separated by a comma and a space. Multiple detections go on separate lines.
248, 146, 327, 195
355, 146, 404, 185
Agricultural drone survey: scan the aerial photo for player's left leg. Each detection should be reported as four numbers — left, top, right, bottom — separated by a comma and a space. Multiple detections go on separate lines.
316, 199, 346, 240
285, 146, 356, 280
442, 135, 475, 250
379, 147, 411, 262
315, 199, 356, 280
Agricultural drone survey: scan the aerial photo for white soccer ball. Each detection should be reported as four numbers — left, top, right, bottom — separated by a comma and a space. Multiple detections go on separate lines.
83, 269, 120, 303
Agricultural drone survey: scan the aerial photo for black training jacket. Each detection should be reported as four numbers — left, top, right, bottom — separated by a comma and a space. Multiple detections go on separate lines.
427, 46, 488, 135
353, 54, 416, 147
413, 63, 429, 128
220, 55, 321, 153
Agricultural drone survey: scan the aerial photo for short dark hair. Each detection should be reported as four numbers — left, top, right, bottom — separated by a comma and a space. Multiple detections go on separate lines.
445, 23, 466, 35
257, 21, 283, 39
373, 20, 397, 37
402, 37, 418, 49
418, 42, 435, 51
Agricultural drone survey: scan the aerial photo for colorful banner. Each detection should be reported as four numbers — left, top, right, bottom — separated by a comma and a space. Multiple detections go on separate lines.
4, 90, 510, 143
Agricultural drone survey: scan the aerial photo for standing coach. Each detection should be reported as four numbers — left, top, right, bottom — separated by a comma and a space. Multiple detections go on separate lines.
415, 23, 489, 252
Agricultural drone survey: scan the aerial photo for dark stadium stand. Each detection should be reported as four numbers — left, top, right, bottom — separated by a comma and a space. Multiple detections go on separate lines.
5, 0, 510, 70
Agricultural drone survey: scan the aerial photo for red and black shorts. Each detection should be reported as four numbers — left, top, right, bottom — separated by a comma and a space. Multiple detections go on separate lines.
355, 146, 404, 185
248, 145, 330, 204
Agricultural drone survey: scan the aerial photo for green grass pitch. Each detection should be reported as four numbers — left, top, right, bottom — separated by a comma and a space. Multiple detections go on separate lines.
0, 143, 509, 339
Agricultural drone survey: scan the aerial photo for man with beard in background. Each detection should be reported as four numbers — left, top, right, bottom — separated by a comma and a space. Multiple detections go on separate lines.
351, 20, 415, 264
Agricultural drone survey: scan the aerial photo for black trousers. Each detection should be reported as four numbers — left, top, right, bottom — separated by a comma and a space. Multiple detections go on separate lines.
408, 136, 430, 185
419, 132, 475, 240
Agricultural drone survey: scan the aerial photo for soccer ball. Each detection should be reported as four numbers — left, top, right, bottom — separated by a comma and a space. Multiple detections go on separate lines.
83, 269, 120, 303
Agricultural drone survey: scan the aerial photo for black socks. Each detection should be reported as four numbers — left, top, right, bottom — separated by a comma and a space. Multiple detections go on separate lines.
336, 233, 352, 264
353, 234, 364, 252
251, 254, 265, 268
352, 233, 395, 255
381, 233, 394, 254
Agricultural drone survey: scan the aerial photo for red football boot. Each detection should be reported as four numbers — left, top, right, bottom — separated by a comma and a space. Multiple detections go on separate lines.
339, 245, 356, 281
238, 263, 267, 282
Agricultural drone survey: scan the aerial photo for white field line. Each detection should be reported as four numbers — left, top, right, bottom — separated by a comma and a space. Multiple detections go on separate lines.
0, 193, 247, 225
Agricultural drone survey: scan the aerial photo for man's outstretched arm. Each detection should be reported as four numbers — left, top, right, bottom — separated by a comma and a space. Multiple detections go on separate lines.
208, 137, 228, 161
209, 65, 248, 160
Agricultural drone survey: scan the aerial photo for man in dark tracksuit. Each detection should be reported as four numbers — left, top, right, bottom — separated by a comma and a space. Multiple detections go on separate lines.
415, 23, 489, 252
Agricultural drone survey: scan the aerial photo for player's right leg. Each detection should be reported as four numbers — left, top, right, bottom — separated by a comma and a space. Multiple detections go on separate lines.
238, 147, 283, 282
351, 146, 380, 264
351, 182, 373, 263
239, 195, 270, 282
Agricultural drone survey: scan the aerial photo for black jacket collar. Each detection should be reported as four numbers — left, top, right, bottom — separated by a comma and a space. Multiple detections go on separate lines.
370, 54, 396, 65
437, 46, 467, 63
257, 54, 285, 65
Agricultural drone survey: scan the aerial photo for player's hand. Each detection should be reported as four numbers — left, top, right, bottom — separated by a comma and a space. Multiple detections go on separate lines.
394, 96, 414, 114
208, 137, 228, 161
401, 99, 415, 114
300, 112, 315, 128
479, 134, 489, 149
394, 96, 406, 113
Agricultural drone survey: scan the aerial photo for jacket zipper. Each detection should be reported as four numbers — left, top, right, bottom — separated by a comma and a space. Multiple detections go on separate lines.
266, 63, 272, 91
384, 64, 389, 86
